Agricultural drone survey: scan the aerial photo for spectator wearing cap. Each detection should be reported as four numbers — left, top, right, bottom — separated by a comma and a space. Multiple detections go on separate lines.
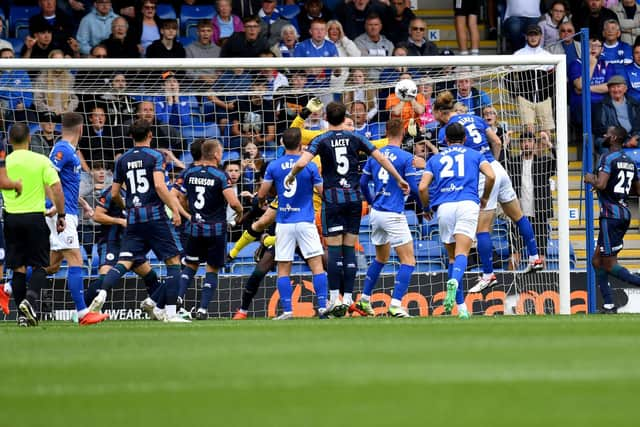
568, 35, 614, 123
258, 0, 291, 46
505, 129, 555, 268
100, 16, 140, 58
592, 74, 640, 153
506, 24, 555, 134
146, 19, 185, 59
502, 0, 541, 52
220, 15, 270, 58
384, 0, 416, 45
30, 111, 61, 156
573, 0, 619, 41
298, 0, 333, 42
406, 18, 438, 56
213, 0, 244, 47
76, 0, 120, 56
0, 48, 33, 123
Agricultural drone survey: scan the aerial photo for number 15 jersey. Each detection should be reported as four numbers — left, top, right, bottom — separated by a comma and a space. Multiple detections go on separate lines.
113, 147, 166, 224
307, 130, 376, 203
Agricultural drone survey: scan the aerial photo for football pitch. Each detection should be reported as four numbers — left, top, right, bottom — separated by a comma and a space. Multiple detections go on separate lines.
3, 315, 640, 427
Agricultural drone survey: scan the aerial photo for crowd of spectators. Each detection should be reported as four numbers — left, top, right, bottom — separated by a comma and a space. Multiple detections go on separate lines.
3, 0, 640, 266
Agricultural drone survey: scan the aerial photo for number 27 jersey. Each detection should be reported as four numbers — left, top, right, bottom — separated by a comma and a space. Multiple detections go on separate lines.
113, 147, 166, 224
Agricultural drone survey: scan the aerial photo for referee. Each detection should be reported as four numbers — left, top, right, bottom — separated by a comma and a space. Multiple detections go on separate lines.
1, 123, 65, 327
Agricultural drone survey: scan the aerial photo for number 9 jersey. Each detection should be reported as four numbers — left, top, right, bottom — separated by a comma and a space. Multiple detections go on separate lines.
113, 147, 166, 224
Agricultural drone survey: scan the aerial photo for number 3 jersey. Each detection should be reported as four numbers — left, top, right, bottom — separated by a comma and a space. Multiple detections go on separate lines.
175, 165, 230, 237
113, 147, 166, 224
438, 113, 494, 162
362, 145, 418, 214
425, 145, 488, 210
263, 154, 322, 224
597, 150, 639, 220
307, 130, 375, 203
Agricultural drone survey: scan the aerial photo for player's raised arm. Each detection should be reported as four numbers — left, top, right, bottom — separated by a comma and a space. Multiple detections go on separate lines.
370, 149, 410, 193
286, 150, 314, 186
479, 160, 495, 208
486, 127, 502, 160
224, 186, 243, 223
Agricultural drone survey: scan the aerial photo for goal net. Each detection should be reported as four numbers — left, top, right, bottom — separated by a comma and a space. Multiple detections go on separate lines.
0, 56, 570, 320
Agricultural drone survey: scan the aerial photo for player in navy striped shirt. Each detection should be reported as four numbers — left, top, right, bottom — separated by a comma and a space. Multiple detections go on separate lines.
175, 139, 243, 320
88, 120, 186, 322
420, 123, 495, 318
287, 101, 409, 317
585, 126, 640, 313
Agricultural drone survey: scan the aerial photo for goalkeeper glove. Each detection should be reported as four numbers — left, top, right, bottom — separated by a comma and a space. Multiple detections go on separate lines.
300, 97, 324, 119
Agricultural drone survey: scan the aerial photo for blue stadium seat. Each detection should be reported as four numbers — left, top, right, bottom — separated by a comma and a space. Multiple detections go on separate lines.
414, 239, 445, 262
9, 37, 24, 54
180, 151, 193, 166
156, 3, 177, 20
222, 150, 240, 162
546, 239, 576, 270
491, 235, 510, 268
179, 36, 194, 47
232, 264, 256, 275
280, 4, 300, 20
414, 260, 446, 273
9, 5, 39, 38
360, 214, 370, 228
290, 263, 311, 274
404, 210, 418, 226
182, 123, 220, 142
180, 5, 216, 37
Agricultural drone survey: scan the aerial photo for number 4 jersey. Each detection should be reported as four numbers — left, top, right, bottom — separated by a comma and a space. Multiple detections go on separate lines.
425, 145, 488, 210
307, 130, 375, 203
598, 150, 639, 220
113, 147, 166, 224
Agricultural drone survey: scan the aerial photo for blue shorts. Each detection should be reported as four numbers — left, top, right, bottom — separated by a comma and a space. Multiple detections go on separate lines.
184, 234, 226, 268
119, 220, 182, 262
321, 200, 362, 237
597, 217, 629, 256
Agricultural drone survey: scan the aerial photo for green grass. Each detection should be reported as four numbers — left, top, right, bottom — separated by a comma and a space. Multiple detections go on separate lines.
3, 316, 640, 427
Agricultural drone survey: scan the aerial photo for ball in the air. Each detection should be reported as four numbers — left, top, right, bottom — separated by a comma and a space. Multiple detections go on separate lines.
395, 79, 418, 101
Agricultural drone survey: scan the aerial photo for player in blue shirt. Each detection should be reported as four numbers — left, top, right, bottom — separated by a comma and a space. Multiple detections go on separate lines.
257, 128, 328, 319
434, 91, 543, 293
175, 139, 243, 320
89, 119, 185, 322
357, 119, 421, 317
585, 126, 640, 313
419, 123, 495, 318
45, 113, 108, 325
287, 101, 409, 317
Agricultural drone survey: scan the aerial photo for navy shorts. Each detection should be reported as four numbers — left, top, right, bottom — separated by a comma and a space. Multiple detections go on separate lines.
99, 241, 145, 268
321, 200, 363, 237
119, 220, 181, 262
184, 234, 226, 268
453, 0, 480, 16
597, 217, 629, 256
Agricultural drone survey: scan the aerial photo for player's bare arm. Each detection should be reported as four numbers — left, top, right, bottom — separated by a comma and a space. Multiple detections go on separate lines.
584, 171, 609, 190
93, 205, 127, 227
418, 172, 433, 210
49, 181, 66, 232
486, 128, 502, 160
111, 182, 125, 209
223, 187, 243, 223
0, 167, 21, 195
286, 151, 314, 185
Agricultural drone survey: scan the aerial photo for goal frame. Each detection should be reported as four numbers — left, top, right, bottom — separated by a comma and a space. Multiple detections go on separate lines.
2, 55, 571, 315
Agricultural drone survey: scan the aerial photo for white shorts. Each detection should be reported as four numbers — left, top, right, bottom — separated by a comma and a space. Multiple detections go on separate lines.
275, 222, 324, 262
369, 208, 413, 248
46, 214, 80, 251
437, 200, 480, 244
478, 160, 517, 211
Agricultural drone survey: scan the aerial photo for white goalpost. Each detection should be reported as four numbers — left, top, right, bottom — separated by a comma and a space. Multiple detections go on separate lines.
0, 55, 570, 318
